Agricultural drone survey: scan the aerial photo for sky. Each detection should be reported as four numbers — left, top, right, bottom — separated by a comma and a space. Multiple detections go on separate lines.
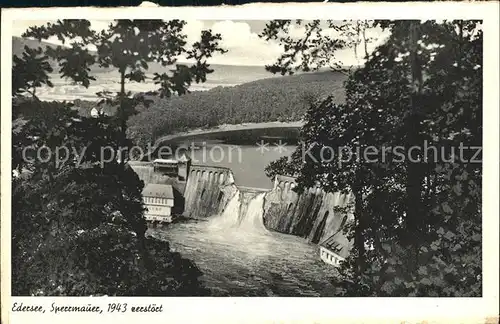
13, 19, 389, 67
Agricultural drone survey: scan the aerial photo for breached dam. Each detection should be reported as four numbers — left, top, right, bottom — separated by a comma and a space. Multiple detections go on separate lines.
132, 160, 353, 296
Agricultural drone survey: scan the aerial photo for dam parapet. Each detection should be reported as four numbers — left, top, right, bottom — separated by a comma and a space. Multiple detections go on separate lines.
263, 174, 354, 260
183, 164, 236, 218
128, 160, 187, 194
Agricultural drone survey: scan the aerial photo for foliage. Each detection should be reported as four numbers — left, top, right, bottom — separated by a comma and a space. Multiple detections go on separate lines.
12, 100, 208, 296
263, 20, 482, 296
264, 148, 303, 180
22, 19, 225, 97
12, 46, 53, 98
259, 20, 375, 75
11, 100, 206, 295
11, 19, 219, 296
20, 19, 226, 163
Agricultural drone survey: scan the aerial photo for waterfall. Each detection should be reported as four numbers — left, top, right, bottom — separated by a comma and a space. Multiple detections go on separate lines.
208, 190, 268, 234
238, 192, 267, 233
208, 191, 241, 229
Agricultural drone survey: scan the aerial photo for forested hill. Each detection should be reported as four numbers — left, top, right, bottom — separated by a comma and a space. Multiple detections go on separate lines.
13, 36, 347, 147
127, 70, 347, 147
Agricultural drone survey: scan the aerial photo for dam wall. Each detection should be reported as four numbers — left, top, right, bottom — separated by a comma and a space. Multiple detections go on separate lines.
129, 160, 353, 258
183, 164, 236, 218
262, 175, 354, 258
128, 161, 239, 218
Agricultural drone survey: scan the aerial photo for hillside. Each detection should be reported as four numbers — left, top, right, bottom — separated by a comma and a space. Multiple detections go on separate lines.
12, 36, 116, 74
12, 36, 347, 148
12, 36, 59, 58
127, 70, 347, 148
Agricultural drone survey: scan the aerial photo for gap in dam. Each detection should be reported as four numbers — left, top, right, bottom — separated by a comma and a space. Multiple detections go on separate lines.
150, 185, 343, 297
134, 127, 352, 296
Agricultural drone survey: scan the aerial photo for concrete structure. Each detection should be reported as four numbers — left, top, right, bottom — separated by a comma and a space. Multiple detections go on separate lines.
319, 246, 344, 267
129, 154, 193, 222
151, 153, 191, 180
142, 183, 175, 223
183, 164, 234, 218
153, 158, 179, 177
129, 159, 354, 264
177, 153, 191, 181
262, 174, 354, 259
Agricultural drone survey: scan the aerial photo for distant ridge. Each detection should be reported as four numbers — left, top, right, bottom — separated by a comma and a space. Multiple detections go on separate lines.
12, 36, 355, 71
12, 36, 61, 58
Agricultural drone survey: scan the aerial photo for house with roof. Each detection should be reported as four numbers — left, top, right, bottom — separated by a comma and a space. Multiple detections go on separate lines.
142, 183, 175, 223
318, 229, 352, 267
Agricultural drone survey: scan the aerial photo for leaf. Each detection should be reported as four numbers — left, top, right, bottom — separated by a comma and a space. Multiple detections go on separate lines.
441, 203, 453, 214
381, 243, 392, 254
444, 231, 455, 240
417, 266, 428, 276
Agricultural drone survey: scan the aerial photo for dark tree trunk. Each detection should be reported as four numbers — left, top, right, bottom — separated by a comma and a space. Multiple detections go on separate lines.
352, 184, 365, 274
119, 69, 127, 166
362, 22, 368, 59
405, 21, 424, 250
116, 68, 152, 269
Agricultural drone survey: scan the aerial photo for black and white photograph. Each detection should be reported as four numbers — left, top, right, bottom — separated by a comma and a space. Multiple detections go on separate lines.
1, 3, 499, 323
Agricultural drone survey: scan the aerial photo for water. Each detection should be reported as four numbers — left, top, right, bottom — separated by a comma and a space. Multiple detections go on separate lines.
238, 193, 268, 233
165, 131, 298, 189
208, 191, 241, 229
150, 191, 340, 297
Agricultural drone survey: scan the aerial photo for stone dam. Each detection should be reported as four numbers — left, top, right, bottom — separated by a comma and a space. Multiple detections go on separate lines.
129, 161, 354, 260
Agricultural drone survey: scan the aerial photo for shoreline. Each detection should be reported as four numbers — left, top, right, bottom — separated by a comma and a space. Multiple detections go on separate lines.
151, 120, 304, 148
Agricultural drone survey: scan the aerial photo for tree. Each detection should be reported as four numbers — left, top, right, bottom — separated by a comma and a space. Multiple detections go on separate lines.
261, 20, 482, 296
11, 103, 209, 295
11, 19, 223, 296
12, 46, 54, 99
22, 19, 226, 162
259, 20, 375, 76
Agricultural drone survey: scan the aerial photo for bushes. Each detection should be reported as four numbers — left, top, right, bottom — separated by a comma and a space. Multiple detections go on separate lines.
12, 101, 207, 296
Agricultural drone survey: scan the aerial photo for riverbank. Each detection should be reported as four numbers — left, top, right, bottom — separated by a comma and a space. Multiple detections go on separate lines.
152, 120, 304, 147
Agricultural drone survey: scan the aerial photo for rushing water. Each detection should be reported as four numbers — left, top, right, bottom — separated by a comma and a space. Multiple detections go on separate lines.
150, 191, 340, 297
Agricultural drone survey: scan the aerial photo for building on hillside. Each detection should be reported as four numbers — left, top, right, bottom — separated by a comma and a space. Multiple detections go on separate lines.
90, 107, 107, 118
142, 183, 175, 223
